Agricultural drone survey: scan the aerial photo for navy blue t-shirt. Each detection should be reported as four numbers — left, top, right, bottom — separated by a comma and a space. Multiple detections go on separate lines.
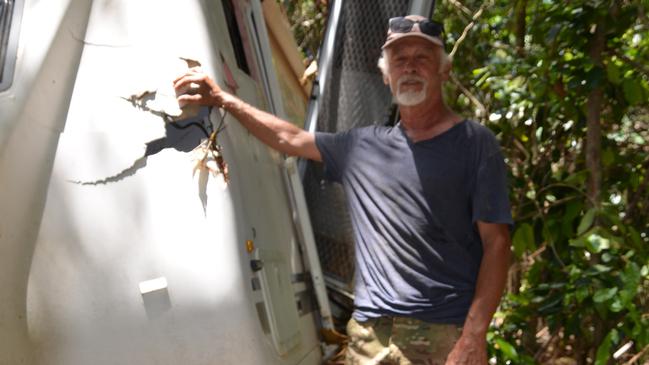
315, 120, 513, 324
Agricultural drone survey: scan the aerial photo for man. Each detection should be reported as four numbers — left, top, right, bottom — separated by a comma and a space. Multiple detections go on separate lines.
174, 14, 512, 365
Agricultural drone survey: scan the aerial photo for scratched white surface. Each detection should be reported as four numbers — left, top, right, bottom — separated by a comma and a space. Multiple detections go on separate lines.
0, 0, 320, 364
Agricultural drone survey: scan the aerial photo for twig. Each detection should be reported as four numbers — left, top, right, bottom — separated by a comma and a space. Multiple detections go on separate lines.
521, 182, 597, 211
447, 0, 473, 19
536, 183, 589, 199
450, 73, 487, 117
512, 138, 530, 162
447, 0, 492, 119
449, 0, 492, 59
527, 245, 546, 262
534, 330, 559, 362
624, 343, 649, 365
539, 208, 566, 268
515, 195, 579, 221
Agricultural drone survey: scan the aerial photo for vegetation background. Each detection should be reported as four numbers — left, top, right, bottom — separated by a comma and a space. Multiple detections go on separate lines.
277, 0, 648, 364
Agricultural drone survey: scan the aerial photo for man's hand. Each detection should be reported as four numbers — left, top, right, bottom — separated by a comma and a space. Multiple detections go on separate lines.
445, 333, 488, 364
172, 68, 321, 161
173, 68, 224, 107
444, 221, 510, 365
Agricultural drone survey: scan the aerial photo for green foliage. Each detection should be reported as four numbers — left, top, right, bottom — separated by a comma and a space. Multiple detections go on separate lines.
435, 0, 649, 362
282, 0, 649, 362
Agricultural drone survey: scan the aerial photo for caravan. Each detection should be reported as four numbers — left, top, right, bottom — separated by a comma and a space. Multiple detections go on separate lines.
0, 1, 329, 363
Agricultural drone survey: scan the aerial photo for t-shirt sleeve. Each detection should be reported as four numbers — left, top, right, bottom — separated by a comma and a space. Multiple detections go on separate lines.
472, 137, 514, 227
314, 130, 355, 182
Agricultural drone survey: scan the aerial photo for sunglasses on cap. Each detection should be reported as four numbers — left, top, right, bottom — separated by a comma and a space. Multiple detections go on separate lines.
388, 17, 444, 38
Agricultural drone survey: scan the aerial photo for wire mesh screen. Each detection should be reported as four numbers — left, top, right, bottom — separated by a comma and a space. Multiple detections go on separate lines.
303, 0, 410, 293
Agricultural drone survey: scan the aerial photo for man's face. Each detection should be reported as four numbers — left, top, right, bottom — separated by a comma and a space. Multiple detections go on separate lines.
385, 37, 447, 107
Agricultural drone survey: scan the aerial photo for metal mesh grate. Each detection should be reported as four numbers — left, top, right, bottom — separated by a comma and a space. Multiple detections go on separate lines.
0, 0, 15, 83
303, 0, 410, 293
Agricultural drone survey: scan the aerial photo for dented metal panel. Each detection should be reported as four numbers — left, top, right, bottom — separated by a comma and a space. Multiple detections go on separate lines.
0, 0, 323, 364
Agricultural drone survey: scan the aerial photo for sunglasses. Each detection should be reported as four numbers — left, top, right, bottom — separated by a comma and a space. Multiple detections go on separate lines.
389, 17, 444, 38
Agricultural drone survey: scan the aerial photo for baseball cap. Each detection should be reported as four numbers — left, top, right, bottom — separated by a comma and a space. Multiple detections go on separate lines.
382, 15, 445, 49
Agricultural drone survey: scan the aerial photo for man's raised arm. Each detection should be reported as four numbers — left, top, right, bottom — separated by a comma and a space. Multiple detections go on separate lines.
174, 68, 322, 162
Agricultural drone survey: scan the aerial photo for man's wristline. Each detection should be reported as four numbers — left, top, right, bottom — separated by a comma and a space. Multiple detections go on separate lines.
215, 91, 239, 111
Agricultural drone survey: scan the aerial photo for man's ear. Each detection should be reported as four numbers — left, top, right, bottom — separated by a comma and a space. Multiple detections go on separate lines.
383, 74, 390, 85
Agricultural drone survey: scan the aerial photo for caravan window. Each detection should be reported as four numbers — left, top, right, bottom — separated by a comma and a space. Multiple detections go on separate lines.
221, 0, 251, 76
0, 0, 23, 91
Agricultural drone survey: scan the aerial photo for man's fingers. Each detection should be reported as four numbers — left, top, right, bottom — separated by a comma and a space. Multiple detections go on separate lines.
177, 93, 204, 107
173, 73, 206, 89
175, 82, 202, 96
173, 71, 192, 84
173, 71, 222, 107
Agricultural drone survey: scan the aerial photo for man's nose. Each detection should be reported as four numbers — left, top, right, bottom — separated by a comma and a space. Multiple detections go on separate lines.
403, 58, 417, 73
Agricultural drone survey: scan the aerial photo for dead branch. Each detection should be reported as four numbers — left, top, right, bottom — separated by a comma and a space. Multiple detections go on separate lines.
447, 0, 473, 19
450, 73, 487, 117
449, 0, 492, 59
623, 343, 649, 365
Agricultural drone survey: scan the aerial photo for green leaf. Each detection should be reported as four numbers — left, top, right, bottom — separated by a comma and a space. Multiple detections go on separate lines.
610, 297, 624, 312
543, 220, 560, 247
539, 295, 563, 313
525, 189, 536, 199
576, 286, 590, 303
629, 227, 642, 246
595, 329, 619, 365
578, 209, 597, 235
563, 201, 583, 236
623, 79, 644, 105
495, 338, 519, 360
472, 67, 488, 76
565, 171, 588, 185
569, 236, 586, 248
618, 289, 635, 307
602, 148, 615, 166
607, 61, 621, 84
586, 233, 610, 253
622, 262, 641, 291
593, 287, 617, 303
513, 223, 535, 258
593, 264, 612, 273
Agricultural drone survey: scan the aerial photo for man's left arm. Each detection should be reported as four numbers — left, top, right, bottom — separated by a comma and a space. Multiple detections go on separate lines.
445, 221, 511, 365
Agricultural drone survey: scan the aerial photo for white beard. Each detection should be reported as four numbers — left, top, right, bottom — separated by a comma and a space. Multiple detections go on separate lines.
395, 76, 428, 106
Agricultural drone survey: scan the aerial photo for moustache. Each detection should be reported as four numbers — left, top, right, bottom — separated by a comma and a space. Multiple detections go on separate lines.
397, 76, 426, 88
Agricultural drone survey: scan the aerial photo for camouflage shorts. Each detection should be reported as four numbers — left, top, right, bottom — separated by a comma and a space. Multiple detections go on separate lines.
345, 316, 463, 365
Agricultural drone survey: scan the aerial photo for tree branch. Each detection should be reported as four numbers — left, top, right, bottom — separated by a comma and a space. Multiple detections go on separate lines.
447, 0, 473, 19
449, 0, 491, 59
515, 0, 528, 56
625, 159, 649, 220
585, 17, 607, 209
450, 73, 487, 117
623, 343, 649, 365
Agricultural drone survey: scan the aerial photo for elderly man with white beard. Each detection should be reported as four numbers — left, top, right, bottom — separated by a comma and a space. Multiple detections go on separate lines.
174, 15, 513, 365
